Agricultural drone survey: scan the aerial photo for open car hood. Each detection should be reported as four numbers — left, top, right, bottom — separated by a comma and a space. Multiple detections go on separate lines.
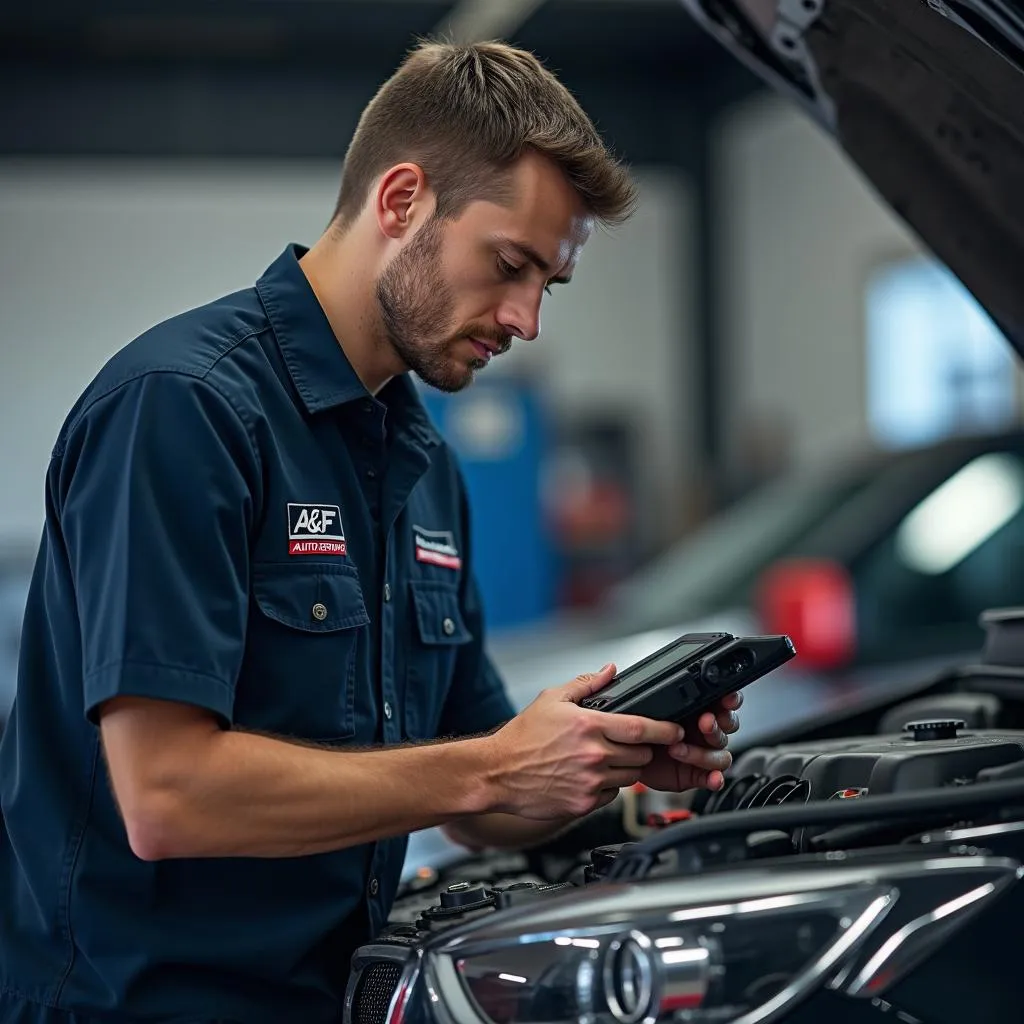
682, 0, 1024, 359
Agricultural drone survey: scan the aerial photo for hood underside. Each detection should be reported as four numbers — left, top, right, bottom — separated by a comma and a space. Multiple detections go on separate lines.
683, 0, 1024, 359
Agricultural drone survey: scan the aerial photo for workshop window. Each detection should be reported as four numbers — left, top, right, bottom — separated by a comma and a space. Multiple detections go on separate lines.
866, 257, 1018, 450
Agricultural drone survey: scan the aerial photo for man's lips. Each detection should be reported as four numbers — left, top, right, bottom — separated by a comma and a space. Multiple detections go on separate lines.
468, 337, 501, 361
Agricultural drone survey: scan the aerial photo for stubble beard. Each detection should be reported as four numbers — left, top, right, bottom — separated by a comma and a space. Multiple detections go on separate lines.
375, 217, 484, 394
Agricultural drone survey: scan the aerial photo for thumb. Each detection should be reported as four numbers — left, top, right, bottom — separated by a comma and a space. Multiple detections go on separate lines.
558, 663, 617, 703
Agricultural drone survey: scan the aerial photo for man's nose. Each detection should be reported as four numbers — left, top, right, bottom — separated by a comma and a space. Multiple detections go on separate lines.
496, 292, 542, 343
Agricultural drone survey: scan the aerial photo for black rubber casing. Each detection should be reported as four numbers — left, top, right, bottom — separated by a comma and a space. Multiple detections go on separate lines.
579, 631, 796, 723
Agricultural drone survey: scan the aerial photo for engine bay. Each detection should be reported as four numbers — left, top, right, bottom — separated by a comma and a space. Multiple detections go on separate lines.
345, 609, 1024, 1024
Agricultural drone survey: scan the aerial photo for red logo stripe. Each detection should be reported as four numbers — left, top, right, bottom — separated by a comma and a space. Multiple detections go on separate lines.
415, 548, 462, 570
289, 540, 347, 556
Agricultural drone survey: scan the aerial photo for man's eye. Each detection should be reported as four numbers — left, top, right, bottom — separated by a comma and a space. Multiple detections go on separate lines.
498, 256, 553, 296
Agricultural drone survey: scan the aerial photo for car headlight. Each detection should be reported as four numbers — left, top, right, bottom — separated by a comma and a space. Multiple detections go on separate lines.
417, 854, 1019, 1024
444, 887, 888, 1024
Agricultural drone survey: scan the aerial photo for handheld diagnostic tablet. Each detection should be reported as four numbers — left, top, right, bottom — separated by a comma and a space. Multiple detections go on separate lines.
578, 632, 796, 723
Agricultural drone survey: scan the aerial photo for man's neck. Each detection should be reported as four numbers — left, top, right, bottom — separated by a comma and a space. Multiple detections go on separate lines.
298, 232, 404, 396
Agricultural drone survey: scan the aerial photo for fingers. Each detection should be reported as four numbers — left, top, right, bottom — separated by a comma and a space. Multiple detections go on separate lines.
604, 768, 645, 790
695, 713, 729, 750
715, 692, 743, 732
716, 708, 741, 734
697, 692, 743, 747
721, 691, 744, 712
686, 768, 727, 792
600, 712, 684, 748
667, 739, 733, 775
604, 742, 655, 770
556, 663, 617, 702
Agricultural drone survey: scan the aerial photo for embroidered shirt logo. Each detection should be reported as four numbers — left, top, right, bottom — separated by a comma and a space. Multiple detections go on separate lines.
288, 504, 346, 556
413, 525, 462, 570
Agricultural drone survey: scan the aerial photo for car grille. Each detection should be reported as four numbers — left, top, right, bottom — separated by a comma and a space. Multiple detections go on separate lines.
354, 960, 403, 1024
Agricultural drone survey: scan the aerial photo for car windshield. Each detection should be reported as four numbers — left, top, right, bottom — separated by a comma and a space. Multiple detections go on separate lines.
602, 461, 875, 634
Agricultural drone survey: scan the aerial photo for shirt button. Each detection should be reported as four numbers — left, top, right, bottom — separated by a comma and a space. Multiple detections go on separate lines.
368, 876, 380, 897
366, 467, 377, 480
311, 602, 328, 622
383, 582, 391, 603
362, 401, 373, 414
383, 701, 393, 721
442, 617, 456, 636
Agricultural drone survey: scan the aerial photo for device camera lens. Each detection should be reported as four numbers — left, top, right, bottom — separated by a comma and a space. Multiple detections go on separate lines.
730, 649, 755, 674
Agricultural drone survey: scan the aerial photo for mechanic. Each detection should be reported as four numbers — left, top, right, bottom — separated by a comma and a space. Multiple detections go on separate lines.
0, 39, 741, 1024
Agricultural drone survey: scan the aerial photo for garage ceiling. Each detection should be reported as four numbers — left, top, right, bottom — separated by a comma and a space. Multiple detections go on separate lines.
1, 0, 727, 80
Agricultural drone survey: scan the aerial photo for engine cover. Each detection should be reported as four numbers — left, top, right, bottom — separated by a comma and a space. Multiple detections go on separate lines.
730, 722, 1024, 802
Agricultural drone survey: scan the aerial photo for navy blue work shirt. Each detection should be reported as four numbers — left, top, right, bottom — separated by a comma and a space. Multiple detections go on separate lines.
0, 245, 516, 1023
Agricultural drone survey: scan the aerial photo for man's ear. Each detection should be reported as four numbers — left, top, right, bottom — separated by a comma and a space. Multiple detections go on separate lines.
374, 163, 432, 240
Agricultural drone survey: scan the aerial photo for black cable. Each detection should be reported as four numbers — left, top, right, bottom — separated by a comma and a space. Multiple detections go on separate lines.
607, 777, 1024, 879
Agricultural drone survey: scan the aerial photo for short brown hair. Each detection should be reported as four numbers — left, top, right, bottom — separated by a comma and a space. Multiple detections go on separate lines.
332, 39, 637, 229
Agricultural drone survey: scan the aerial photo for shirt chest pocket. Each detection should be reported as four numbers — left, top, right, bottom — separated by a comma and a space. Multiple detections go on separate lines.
239, 562, 370, 742
404, 579, 472, 740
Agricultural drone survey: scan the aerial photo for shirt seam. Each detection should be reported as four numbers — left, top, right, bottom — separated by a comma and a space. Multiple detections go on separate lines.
56, 320, 264, 443
49, 365, 265, 520
84, 659, 234, 691
51, 338, 270, 514
0, 987, 65, 1012
50, 730, 101, 1007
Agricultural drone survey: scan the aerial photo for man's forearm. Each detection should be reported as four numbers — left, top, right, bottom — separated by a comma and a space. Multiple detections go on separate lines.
128, 728, 499, 860
442, 811, 578, 852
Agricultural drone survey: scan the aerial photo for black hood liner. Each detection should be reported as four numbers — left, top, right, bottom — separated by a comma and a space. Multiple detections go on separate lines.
686, 0, 1024, 360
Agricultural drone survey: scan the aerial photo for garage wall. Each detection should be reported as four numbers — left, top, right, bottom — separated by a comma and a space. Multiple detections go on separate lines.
713, 93, 922, 475
0, 159, 695, 546
714, 93, 1024, 481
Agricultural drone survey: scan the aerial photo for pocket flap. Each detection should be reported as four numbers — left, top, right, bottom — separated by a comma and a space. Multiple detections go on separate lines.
253, 562, 370, 633
409, 579, 472, 645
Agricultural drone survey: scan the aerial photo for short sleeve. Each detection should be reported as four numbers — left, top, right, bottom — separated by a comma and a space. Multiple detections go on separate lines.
435, 471, 516, 737
55, 371, 261, 725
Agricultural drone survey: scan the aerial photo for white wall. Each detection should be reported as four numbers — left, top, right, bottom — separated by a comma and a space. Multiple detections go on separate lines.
0, 159, 694, 546
714, 93, 922, 475
714, 93, 1024, 479
501, 168, 697, 542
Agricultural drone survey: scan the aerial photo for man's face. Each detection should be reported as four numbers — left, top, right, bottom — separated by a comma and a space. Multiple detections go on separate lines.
375, 151, 592, 393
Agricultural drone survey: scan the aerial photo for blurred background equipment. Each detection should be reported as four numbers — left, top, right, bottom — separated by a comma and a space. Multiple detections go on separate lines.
419, 378, 556, 631
543, 414, 643, 609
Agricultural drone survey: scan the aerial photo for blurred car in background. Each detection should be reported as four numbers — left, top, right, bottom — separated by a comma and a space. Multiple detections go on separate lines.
489, 426, 1024, 707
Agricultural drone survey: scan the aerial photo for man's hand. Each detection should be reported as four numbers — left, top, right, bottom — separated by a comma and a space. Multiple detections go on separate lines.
482, 664, 682, 821
638, 692, 743, 793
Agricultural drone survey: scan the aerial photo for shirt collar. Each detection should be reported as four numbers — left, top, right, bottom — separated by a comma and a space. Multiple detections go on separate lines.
379, 374, 443, 449
256, 244, 441, 447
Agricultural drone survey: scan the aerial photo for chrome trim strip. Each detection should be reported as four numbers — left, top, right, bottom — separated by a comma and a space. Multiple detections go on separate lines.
844, 871, 1021, 998
730, 892, 895, 1024
385, 950, 423, 1024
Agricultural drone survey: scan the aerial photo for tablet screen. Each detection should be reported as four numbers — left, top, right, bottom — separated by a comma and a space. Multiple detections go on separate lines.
597, 640, 709, 701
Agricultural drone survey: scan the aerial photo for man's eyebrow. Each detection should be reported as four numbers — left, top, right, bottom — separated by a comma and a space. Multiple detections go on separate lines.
503, 238, 573, 285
